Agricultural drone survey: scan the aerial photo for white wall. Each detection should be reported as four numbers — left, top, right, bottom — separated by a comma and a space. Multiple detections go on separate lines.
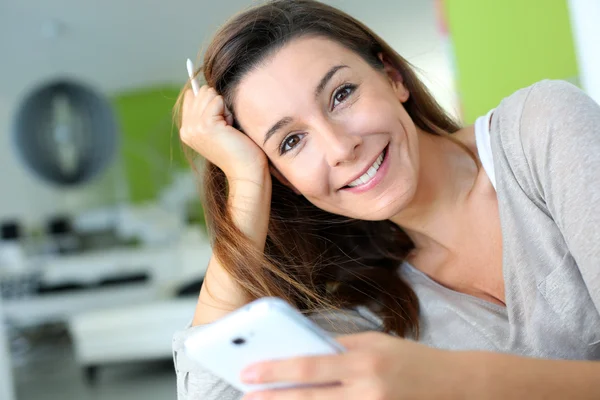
0, 0, 455, 226
568, 0, 600, 104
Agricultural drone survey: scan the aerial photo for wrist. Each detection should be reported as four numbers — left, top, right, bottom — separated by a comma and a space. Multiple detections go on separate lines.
226, 166, 272, 251
227, 165, 270, 188
445, 351, 492, 400
227, 167, 271, 196
225, 157, 270, 183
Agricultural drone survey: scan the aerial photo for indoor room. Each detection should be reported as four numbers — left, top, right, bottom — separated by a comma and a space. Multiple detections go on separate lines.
1, 1, 598, 399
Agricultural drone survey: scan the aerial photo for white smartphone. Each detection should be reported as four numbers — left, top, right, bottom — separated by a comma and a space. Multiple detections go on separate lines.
183, 297, 345, 393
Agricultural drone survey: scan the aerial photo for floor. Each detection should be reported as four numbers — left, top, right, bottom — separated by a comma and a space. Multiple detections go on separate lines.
10, 324, 177, 400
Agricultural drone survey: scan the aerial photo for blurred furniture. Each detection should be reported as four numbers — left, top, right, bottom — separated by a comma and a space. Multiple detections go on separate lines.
69, 297, 197, 384
2, 245, 173, 327
62, 227, 210, 382
0, 208, 210, 385
1, 226, 211, 328
0, 220, 26, 276
0, 296, 16, 400
1, 221, 21, 242
45, 215, 80, 254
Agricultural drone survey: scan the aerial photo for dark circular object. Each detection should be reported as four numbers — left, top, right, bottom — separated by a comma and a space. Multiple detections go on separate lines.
232, 337, 246, 346
13, 80, 118, 186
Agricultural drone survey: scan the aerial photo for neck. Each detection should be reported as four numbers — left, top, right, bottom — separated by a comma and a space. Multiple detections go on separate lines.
389, 126, 479, 261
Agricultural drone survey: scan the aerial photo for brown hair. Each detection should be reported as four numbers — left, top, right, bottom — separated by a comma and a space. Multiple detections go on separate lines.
175, 0, 462, 337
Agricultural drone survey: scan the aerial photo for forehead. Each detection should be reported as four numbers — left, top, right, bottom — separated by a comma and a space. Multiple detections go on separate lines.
246, 36, 361, 83
233, 37, 370, 138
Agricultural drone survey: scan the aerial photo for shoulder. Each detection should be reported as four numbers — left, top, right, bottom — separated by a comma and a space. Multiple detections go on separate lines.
494, 79, 595, 131
521, 79, 583, 101
520, 80, 592, 124
493, 80, 599, 152
494, 80, 582, 119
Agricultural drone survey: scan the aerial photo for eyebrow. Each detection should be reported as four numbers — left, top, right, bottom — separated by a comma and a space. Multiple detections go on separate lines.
263, 64, 349, 146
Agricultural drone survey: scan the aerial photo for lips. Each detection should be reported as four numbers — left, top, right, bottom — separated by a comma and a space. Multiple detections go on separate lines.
340, 145, 388, 190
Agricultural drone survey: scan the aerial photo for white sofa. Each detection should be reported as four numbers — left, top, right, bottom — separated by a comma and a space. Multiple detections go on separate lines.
69, 297, 197, 383
66, 227, 212, 383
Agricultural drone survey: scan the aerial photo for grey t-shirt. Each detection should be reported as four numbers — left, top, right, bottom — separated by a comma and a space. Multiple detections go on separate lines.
172, 80, 600, 399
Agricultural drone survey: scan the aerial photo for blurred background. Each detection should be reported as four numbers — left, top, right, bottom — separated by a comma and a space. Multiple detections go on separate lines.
0, 0, 597, 399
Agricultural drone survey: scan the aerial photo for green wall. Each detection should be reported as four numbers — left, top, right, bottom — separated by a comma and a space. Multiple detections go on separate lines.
112, 87, 187, 203
444, 0, 579, 123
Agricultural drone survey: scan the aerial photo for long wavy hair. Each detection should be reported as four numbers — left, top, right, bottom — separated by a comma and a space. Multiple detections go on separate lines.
174, 0, 462, 337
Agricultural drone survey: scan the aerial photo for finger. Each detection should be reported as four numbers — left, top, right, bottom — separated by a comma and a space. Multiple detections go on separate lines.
335, 332, 388, 350
181, 86, 209, 127
224, 104, 234, 126
203, 94, 228, 125
242, 354, 352, 385
181, 89, 195, 118
196, 85, 216, 112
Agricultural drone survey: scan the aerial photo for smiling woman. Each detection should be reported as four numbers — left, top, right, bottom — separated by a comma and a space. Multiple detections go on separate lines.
172, 0, 600, 399
176, 0, 463, 338
234, 37, 422, 219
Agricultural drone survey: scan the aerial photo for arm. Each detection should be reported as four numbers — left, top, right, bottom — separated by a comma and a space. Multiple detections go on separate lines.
174, 171, 272, 400
177, 85, 273, 326
465, 352, 600, 400
518, 80, 600, 311
192, 168, 272, 325
470, 80, 600, 398
238, 333, 600, 400
175, 87, 274, 399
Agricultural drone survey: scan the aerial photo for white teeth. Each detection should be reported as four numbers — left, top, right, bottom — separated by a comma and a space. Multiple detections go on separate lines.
347, 151, 385, 188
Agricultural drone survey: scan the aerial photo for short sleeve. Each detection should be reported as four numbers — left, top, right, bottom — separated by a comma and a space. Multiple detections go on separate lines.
518, 80, 600, 312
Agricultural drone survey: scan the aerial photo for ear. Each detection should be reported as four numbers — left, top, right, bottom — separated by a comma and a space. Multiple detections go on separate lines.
269, 164, 301, 195
378, 53, 410, 103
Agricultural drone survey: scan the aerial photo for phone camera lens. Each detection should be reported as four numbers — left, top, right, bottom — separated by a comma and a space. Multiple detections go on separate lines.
232, 337, 246, 346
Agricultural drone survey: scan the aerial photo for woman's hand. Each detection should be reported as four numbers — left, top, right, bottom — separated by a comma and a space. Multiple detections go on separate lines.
180, 86, 268, 179
240, 332, 472, 400
182, 86, 274, 326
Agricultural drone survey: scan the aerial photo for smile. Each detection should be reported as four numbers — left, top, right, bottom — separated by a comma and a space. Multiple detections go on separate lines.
342, 145, 389, 190
347, 152, 384, 187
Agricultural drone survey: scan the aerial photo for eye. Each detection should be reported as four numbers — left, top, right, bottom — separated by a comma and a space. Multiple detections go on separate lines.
279, 133, 303, 155
332, 84, 356, 109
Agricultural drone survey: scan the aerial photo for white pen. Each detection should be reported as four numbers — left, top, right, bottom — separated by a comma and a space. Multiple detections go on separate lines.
186, 58, 201, 96
186, 58, 233, 125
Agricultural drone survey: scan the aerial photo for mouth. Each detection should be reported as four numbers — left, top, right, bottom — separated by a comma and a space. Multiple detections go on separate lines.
340, 144, 389, 190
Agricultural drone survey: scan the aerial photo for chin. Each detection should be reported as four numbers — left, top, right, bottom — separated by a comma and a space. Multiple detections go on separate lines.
353, 203, 405, 221
362, 186, 416, 221
310, 174, 416, 221
327, 195, 408, 221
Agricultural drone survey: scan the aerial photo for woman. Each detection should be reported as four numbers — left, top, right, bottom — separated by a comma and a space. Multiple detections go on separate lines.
173, 1, 600, 399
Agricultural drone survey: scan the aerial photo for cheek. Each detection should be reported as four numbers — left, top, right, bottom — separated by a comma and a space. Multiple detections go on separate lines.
278, 161, 328, 196
285, 163, 326, 198
350, 93, 403, 133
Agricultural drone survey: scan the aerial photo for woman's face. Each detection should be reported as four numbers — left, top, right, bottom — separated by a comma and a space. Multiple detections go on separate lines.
234, 36, 421, 220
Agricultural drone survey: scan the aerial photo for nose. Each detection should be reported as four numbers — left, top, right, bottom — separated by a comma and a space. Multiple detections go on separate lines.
320, 123, 362, 167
